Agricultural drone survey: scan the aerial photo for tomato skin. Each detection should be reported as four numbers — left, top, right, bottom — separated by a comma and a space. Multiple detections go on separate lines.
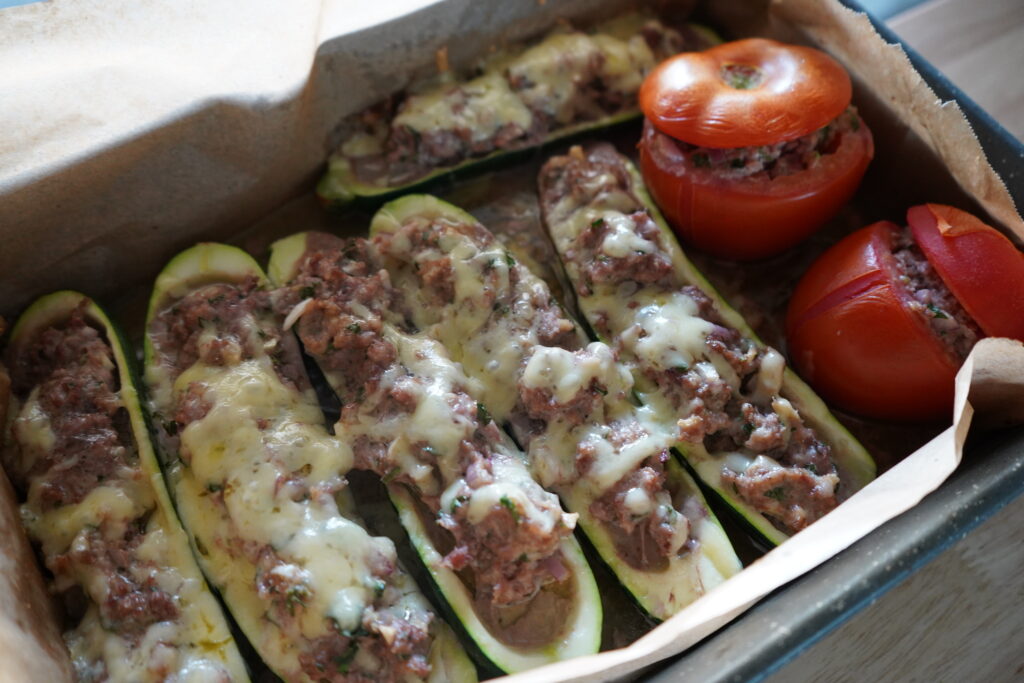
639, 39, 852, 149
786, 221, 960, 421
638, 117, 873, 260
907, 203, 1024, 340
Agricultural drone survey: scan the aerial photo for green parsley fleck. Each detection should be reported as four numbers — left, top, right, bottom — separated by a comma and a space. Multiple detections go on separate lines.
347, 322, 362, 334
692, 153, 711, 168
299, 285, 315, 299
927, 304, 948, 320
505, 252, 516, 267
765, 487, 786, 501
476, 402, 492, 424
500, 495, 521, 522
285, 584, 310, 615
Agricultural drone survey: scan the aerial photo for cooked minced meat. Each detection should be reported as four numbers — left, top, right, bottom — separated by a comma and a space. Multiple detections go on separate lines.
149, 277, 308, 392
891, 227, 981, 359
643, 106, 864, 179
275, 234, 574, 608
538, 143, 847, 535
337, 16, 710, 188
4, 311, 178, 633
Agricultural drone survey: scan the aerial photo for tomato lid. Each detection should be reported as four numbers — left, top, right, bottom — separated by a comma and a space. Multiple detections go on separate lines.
908, 203, 1024, 340
639, 38, 852, 149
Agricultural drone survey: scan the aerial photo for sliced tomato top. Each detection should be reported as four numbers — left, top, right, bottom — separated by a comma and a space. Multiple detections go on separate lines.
639, 38, 852, 148
908, 203, 1024, 340
786, 221, 961, 421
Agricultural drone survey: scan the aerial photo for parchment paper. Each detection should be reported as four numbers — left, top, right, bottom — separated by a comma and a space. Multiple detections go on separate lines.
2, 0, 1023, 681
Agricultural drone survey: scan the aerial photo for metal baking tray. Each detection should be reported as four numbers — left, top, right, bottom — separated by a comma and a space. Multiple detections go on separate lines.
645, 3, 1024, 678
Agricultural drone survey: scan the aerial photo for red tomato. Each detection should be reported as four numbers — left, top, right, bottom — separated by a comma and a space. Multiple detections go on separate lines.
639, 119, 873, 260
639, 38, 852, 148
637, 39, 873, 260
786, 221, 960, 421
908, 203, 1024, 339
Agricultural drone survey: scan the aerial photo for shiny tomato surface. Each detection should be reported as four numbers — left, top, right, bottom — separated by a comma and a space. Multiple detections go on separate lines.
786, 221, 961, 421
640, 38, 852, 148
907, 203, 1024, 340
638, 39, 872, 260
639, 118, 873, 260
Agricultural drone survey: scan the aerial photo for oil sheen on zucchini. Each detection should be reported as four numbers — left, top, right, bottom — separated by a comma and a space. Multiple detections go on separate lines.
142, 243, 475, 682
4, 291, 250, 682
267, 231, 602, 674
368, 195, 743, 621
316, 15, 720, 209
537, 145, 876, 545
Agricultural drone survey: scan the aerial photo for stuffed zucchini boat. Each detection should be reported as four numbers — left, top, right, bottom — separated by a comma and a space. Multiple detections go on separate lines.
537, 144, 876, 544
142, 244, 475, 682
267, 232, 601, 672
368, 196, 742, 620
1, 291, 249, 681
317, 13, 719, 208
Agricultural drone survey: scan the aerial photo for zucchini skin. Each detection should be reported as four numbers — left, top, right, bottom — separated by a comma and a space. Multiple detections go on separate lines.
267, 231, 602, 673
316, 19, 721, 210
142, 244, 475, 683
368, 195, 743, 621
317, 112, 640, 211
4, 290, 250, 682
537, 146, 876, 545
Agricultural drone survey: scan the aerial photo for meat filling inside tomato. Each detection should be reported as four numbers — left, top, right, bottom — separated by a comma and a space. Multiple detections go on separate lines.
649, 106, 862, 180
890, 227, 982, 359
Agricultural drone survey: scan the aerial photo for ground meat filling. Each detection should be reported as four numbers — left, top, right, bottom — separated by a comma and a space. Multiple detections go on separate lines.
275, 236, 572, 609
588, 453, 695, 571
154, 276, 435, 682
150, 277, 308, 392
249, 541, 432, 683
890, 227, 981, 359
338, 17, 702, 188
643, 106, 864, 180
539, 143, 846, 534
516, 344, 696, 570
380, 218, 581, 350
3, 308, 181, 642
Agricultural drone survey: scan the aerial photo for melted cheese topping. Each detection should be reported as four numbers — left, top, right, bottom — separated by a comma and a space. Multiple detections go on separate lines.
395, 72, 534, 142
10, 380, 238, 681
378, 222, 673, 498
542, 152, 825, 463
506, 30, 656, 125
166, 355, 398, 676
321, 316, 570, 539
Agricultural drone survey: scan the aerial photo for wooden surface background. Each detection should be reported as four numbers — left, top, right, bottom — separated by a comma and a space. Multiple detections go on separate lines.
767, 1, 1024, 680
887, 0, 1024, 142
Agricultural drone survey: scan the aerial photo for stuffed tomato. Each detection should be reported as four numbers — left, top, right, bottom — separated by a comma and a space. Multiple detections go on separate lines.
638, 38, 873, 260
786, 203, 1024, 421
